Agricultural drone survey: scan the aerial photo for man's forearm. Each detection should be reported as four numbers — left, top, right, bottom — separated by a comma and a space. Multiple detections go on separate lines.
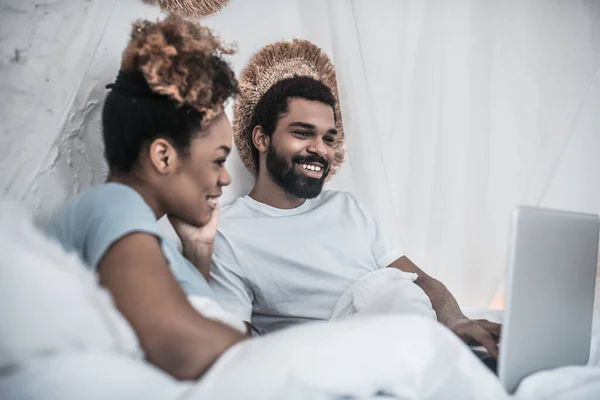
388, 256, 466, 326
414, 276, 465, 326
389, 257, 500, 354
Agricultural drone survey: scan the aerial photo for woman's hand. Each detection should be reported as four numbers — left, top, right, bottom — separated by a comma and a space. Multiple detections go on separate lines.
168, 204, 220, 280
168, 203, 220, 246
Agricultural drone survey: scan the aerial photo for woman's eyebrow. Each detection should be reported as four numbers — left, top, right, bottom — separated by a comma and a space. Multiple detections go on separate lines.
215, 145, 231, 154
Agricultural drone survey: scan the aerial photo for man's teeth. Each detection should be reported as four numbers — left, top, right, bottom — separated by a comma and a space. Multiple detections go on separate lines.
300, 163, 322, 172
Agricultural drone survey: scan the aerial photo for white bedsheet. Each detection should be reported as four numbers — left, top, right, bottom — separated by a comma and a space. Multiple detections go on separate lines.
329, 268, 600, 399
188, 314, 507, 400
4, 316, 597, 400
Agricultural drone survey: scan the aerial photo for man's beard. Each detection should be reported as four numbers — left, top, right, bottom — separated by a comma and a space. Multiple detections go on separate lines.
265, 143, 330, 199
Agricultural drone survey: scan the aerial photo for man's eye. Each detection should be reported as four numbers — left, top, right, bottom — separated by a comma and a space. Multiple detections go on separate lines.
324, 136, 335, 143
294, 131, 311, 137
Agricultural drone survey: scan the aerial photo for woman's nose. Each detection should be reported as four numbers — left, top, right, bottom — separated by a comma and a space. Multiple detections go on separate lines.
219, 166, 232, 187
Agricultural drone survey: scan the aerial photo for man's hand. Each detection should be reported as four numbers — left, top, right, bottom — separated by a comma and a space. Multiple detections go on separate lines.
388, 257, 501, 358
446, 317, 501, 358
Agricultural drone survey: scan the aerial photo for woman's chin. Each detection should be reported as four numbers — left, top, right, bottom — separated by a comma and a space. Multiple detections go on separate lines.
196, 209, 213, 227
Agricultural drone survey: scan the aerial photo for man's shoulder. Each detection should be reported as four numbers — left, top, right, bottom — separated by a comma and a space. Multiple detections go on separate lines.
220, 196, 254, 220
217, 196, 259, 239
319, 189, 356, 202
318, 190, 375, 225
317, 190, 365, 211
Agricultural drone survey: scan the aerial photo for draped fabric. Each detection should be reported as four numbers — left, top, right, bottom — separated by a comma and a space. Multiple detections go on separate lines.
324, 0, 600, 307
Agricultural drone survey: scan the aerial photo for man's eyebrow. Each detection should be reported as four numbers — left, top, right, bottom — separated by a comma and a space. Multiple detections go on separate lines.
288, 122, 316, 130
289, 122, 337, 135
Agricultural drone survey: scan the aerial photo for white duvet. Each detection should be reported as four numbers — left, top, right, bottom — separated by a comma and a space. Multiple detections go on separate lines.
329, 265, 600, 400
1, 202, 599, 400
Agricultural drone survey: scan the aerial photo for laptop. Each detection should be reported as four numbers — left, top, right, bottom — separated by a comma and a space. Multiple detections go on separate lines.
489, 206, 599, 393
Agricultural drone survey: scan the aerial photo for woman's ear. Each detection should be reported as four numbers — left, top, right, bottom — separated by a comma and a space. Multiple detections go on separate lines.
148, 138, 179, 174
252, 125, 270, 154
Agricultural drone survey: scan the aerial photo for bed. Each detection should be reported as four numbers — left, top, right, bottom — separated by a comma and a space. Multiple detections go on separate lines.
1, 202, 599, 400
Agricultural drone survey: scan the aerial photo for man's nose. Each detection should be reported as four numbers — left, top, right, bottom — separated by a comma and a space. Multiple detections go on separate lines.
308, 138, 328, 158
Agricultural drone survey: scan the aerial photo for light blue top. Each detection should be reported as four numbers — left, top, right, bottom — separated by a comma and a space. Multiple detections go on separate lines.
46, 183, 215, 298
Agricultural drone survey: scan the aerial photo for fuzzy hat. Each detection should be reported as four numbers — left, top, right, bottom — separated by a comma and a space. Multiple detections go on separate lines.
142, 0, 230, 17
233, 39, 345, 178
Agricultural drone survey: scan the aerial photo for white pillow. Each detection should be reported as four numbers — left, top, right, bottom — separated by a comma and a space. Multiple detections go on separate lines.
0, 202, 142, 370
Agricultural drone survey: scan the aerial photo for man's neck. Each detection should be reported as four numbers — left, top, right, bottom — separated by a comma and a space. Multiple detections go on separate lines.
249, 172, 306, 210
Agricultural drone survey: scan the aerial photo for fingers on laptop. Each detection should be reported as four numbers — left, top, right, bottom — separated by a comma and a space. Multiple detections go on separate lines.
476, 319, 501, 340
469, 325, 499, 359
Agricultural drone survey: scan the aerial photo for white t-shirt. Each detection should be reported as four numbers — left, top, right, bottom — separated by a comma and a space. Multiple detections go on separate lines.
210, 190, 403, 334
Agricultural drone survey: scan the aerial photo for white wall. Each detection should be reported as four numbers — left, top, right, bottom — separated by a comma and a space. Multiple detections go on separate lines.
1, 0, 118, 216
0, 0, 353, 223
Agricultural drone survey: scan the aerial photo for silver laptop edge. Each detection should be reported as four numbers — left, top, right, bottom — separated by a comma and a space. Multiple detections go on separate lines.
498, 206, 599, 393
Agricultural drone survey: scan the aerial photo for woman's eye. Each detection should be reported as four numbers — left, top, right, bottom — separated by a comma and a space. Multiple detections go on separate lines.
215, 159, 226, 166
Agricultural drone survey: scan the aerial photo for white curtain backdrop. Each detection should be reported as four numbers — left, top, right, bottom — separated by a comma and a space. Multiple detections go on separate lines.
2, 0, 600, 309
324, 0, 600, 308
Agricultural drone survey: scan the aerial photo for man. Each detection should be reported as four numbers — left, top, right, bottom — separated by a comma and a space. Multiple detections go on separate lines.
210, 39, 500, 358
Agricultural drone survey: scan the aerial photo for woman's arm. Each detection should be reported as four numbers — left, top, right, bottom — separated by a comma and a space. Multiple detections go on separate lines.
98, 232, 245, 380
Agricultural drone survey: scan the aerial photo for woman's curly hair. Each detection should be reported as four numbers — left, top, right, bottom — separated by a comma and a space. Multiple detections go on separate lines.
120, 14, 237, 124
102, 15, 237, 173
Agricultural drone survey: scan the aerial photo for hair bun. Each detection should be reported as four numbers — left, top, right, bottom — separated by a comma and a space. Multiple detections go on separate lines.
120, 15, 237, 125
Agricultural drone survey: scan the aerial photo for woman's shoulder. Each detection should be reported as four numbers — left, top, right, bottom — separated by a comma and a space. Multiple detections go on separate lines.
81, 182, 145, 205
48, 183, 161, 269
63, 183, 151, 220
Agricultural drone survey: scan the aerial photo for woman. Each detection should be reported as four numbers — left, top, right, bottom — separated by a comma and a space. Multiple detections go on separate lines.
46, 15, 245, 380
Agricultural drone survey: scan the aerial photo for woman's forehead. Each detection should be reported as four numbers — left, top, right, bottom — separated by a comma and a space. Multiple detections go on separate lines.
193, 117, 233, 151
